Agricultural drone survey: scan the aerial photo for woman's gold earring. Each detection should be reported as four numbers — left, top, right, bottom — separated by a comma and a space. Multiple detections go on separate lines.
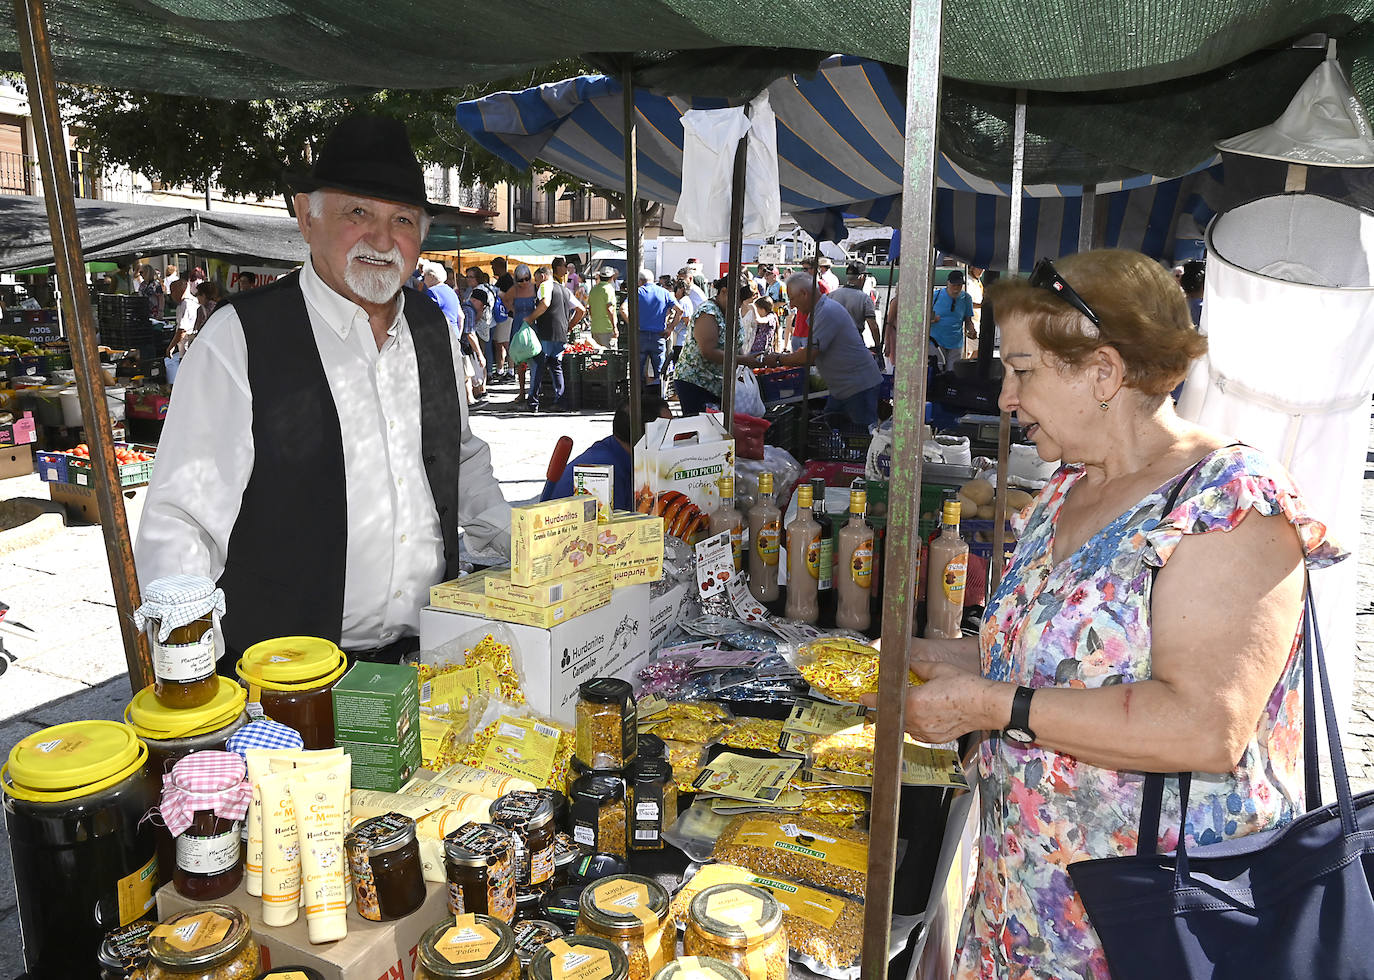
1099, 401, 1109, 411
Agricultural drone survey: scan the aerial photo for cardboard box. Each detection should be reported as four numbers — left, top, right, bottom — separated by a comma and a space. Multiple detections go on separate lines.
483, 582, 613, 629
0, 412, 37, 448
332, 662, 420, 744
428, 570, 493, 616
509, 496, 599, 586
156, 879, 451, 980
598, 511, 665, 588
420, 580, 691, 726
483, 563, 613, 607
126, 389, 171, 420
339, 724, 422, 792
571, 463, 614, 522
632, 414, 735, 515
0, 444, 33, 480
47, 480, 142, 524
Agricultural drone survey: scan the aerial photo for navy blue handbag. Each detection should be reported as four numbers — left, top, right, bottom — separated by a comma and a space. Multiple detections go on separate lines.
1069, 592, 1374, 979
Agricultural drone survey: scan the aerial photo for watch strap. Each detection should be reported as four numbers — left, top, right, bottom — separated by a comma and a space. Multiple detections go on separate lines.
1005, 685, 1035, 740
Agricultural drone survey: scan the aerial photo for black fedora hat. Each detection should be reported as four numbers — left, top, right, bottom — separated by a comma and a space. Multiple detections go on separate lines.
285, 113, 456, 216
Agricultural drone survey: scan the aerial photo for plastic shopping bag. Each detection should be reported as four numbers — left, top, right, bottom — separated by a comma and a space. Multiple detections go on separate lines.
508, 321, 541, 364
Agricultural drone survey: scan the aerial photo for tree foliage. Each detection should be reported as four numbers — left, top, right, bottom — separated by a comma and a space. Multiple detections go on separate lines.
54, 59, 599, 202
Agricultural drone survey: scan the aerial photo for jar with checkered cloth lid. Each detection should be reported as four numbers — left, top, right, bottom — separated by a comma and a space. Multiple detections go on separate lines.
134, 575, 225, 710
158, 750, 250, 901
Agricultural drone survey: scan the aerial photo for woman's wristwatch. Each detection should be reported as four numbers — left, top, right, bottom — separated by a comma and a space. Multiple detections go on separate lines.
1003, 686, 1037, 743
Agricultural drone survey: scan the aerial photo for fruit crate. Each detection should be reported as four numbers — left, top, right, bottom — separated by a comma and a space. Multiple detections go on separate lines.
34, 449, 70, 484
755, 367, 807, 402
39, 442, 156, 487
580, 350, 629, 386
581, 377, 629, 411
97, 295, 158, 348
806, 416, 872, 464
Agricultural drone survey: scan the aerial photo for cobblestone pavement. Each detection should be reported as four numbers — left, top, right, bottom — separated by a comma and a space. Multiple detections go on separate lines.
0, 387, 1369, 976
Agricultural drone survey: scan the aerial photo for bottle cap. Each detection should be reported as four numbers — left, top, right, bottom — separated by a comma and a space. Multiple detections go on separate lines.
796, 484, 813, 507
850, 489, 867, 511
942, 500, 962, 524
758, 472, 774, 493
718, 476, 734, 494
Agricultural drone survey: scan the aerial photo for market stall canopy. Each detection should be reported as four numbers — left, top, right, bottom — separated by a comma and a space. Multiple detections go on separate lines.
419, 228, 622, 254
0, 195, 310, 271
5, 3, 1374, 187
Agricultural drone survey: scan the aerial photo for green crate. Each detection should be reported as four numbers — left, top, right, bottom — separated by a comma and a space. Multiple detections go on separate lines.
66, 443, 156, 488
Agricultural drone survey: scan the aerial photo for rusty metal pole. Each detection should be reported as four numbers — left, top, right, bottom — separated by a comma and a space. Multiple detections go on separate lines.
15, 0, 152, 692
990, 91, 1027, 594
622, 65, 643, 438
865, 0, 942, 974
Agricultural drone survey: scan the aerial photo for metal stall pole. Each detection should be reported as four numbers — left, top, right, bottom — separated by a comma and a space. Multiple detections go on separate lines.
622, 65, 643, 438
720, 118, 749, 433
1079, 186, 1096, 252
797, 239, 820, 460
882, 252, 898, 353
989, 91, 1027, 593
15, 0, 152, 691
865, 0, 942, 974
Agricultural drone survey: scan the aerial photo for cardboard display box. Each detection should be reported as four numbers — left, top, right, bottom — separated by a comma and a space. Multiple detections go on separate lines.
0, 412, 37, 448
419, 579, 693, 726
339, 724, 422, 792
156, 879, 451, 980
47, 481, 142, 524
332, 663, 420, 744
0, 444, 34, 480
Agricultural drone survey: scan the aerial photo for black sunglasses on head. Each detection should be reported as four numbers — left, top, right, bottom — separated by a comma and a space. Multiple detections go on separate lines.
1029, 257, 1100, 327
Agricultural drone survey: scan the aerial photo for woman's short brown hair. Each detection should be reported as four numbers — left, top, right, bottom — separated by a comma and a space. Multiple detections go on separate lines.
987, 249, 1207, 396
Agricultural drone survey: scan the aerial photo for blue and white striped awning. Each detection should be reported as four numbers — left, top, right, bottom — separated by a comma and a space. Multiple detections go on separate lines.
457, 55, 1219, 265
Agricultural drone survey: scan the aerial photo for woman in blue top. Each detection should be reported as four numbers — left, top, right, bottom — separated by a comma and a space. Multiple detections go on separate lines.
506, 263, 539, 404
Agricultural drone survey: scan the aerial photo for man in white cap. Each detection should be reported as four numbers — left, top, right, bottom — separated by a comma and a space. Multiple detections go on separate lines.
137, 113, 510, 665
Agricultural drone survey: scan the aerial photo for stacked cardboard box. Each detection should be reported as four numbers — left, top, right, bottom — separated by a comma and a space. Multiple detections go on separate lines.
331, 663, 420, 792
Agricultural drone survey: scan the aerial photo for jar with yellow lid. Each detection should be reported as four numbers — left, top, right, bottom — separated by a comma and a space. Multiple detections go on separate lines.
145, 905, 260, 980
651, 958, 747, 980
575, 874, 671, 980
527, 935, 629, 980
416, 914, 519, 980
236, 636, 347, 749
683, 884, 789, 980
2, 720, 159, 978
127, 676, 250, 776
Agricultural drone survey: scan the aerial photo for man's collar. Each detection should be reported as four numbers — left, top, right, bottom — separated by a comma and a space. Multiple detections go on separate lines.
300, 256, 403, 338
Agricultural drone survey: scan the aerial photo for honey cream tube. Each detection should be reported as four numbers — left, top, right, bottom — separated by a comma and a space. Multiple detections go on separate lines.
259, 767, 303, 926
288, 756, 351, 944
244, 747, 344, 898
274, 750, 351, 908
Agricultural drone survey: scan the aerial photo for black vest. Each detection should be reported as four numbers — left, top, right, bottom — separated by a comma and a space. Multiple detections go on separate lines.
535, 280, 571, 345
216, 272, 463, 655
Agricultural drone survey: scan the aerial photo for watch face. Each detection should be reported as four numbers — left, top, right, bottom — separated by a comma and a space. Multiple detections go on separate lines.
1004, 727, 1034, 744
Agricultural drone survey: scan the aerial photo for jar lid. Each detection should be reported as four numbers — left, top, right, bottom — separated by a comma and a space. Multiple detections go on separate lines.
512, 919, 564, 965
539, 885, 585, 930
688, 884, 784, 948
491, 790, 555, 833
552, 832, 580, 869
147, 905, 252, 970
224, 718, 305, 757
536, 787, 569, 829
637, 733, 667, 762
126, 677, 247, 741
238, 636, 346, 688
570, 773, 625, 805
577, 677, 633, 705
417, 914, 516, 979
346, 813, 418, 856
515, 889, 542, 919
528, 935, 629, 980
651, 957, 747, 980
570, 755, 625, 780
3, 720, 146, 803
97, 920, 154, 973
134, 574, 224, 642
578, 874, 669, 936
569, 853, 629, 885
628, 758, 673, 784
443, 822, 515, 867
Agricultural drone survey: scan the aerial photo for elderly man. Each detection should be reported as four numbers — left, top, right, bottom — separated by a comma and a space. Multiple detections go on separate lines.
748, 271, 884, 429
136, 114, 510, 665
622, 268, 676, 383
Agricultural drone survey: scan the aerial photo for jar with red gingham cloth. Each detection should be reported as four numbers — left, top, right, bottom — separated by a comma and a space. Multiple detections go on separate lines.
158, 750, 250, 900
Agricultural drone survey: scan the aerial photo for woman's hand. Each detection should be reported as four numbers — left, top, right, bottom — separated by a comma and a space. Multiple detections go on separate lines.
899, 660, 1007, 743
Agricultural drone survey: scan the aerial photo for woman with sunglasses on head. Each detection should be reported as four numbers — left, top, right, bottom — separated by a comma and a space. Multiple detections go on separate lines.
505, 264, 538, 404
865, 249, 1344, 979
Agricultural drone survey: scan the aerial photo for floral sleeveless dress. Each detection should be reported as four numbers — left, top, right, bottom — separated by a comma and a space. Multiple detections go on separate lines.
953, 445, 1345, 980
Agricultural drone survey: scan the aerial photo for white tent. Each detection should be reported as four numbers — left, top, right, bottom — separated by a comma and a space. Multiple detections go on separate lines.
1177, 192, 1374, 727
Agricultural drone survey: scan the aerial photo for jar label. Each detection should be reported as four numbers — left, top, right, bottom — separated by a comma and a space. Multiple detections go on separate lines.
352, 844, 382, 921
488, 848, 516, 920
152, 910, 233, 952
480, 715, 560, 785
942, 555, 967, 604
804, 532, 822, 580
153, 629, 217, 682
591, 878, 656, 926
635, 801, 660, 821
729, 527, 743, 571
573, 824, 595, 847
548, 938, 616, 980
851, 541, 874, 588
435, 915, 501, 964
756, 523, 780, 565
529, 842, 555, 885
704, 887, 767, 934
176, 824, 241, 874
116, 853, 159, 926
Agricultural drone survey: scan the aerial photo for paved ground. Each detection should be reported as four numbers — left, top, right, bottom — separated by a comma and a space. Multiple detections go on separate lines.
0, 383, 1370, 976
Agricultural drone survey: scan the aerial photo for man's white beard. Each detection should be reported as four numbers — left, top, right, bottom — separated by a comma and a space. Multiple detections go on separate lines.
342, 242, 405, 304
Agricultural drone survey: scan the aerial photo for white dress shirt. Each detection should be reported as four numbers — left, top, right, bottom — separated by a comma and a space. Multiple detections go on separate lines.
135, 258, 511, 650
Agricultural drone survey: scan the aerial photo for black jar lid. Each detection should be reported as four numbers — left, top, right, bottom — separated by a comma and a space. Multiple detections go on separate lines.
539, 884, 586, 930
577, 677, 633, 705
491, 790, 556, 834
443, 822, 516, 868
98, 919, 153, 974
570, 755, 626, 780
515, 888, 544, 922
512, 919, 564, 966
345, 812, 418, 856
553, 832, 581, 871
569, 852, 630, 884
636, 732, 667, 762
628, 757, 673, 785
536, 788, 569, 831
570, 773, 625, 805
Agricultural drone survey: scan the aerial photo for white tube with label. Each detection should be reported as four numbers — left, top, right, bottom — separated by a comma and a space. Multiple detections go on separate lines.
258, 768, 302, 926
288, 756, 351, 944
244, 746, 344, 898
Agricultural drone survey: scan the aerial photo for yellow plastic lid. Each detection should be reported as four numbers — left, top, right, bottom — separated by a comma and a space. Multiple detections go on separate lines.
237, 636, 346, 690
4, 720, 146, 802
125, 676, 247, 741
796, 484, 813, 507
